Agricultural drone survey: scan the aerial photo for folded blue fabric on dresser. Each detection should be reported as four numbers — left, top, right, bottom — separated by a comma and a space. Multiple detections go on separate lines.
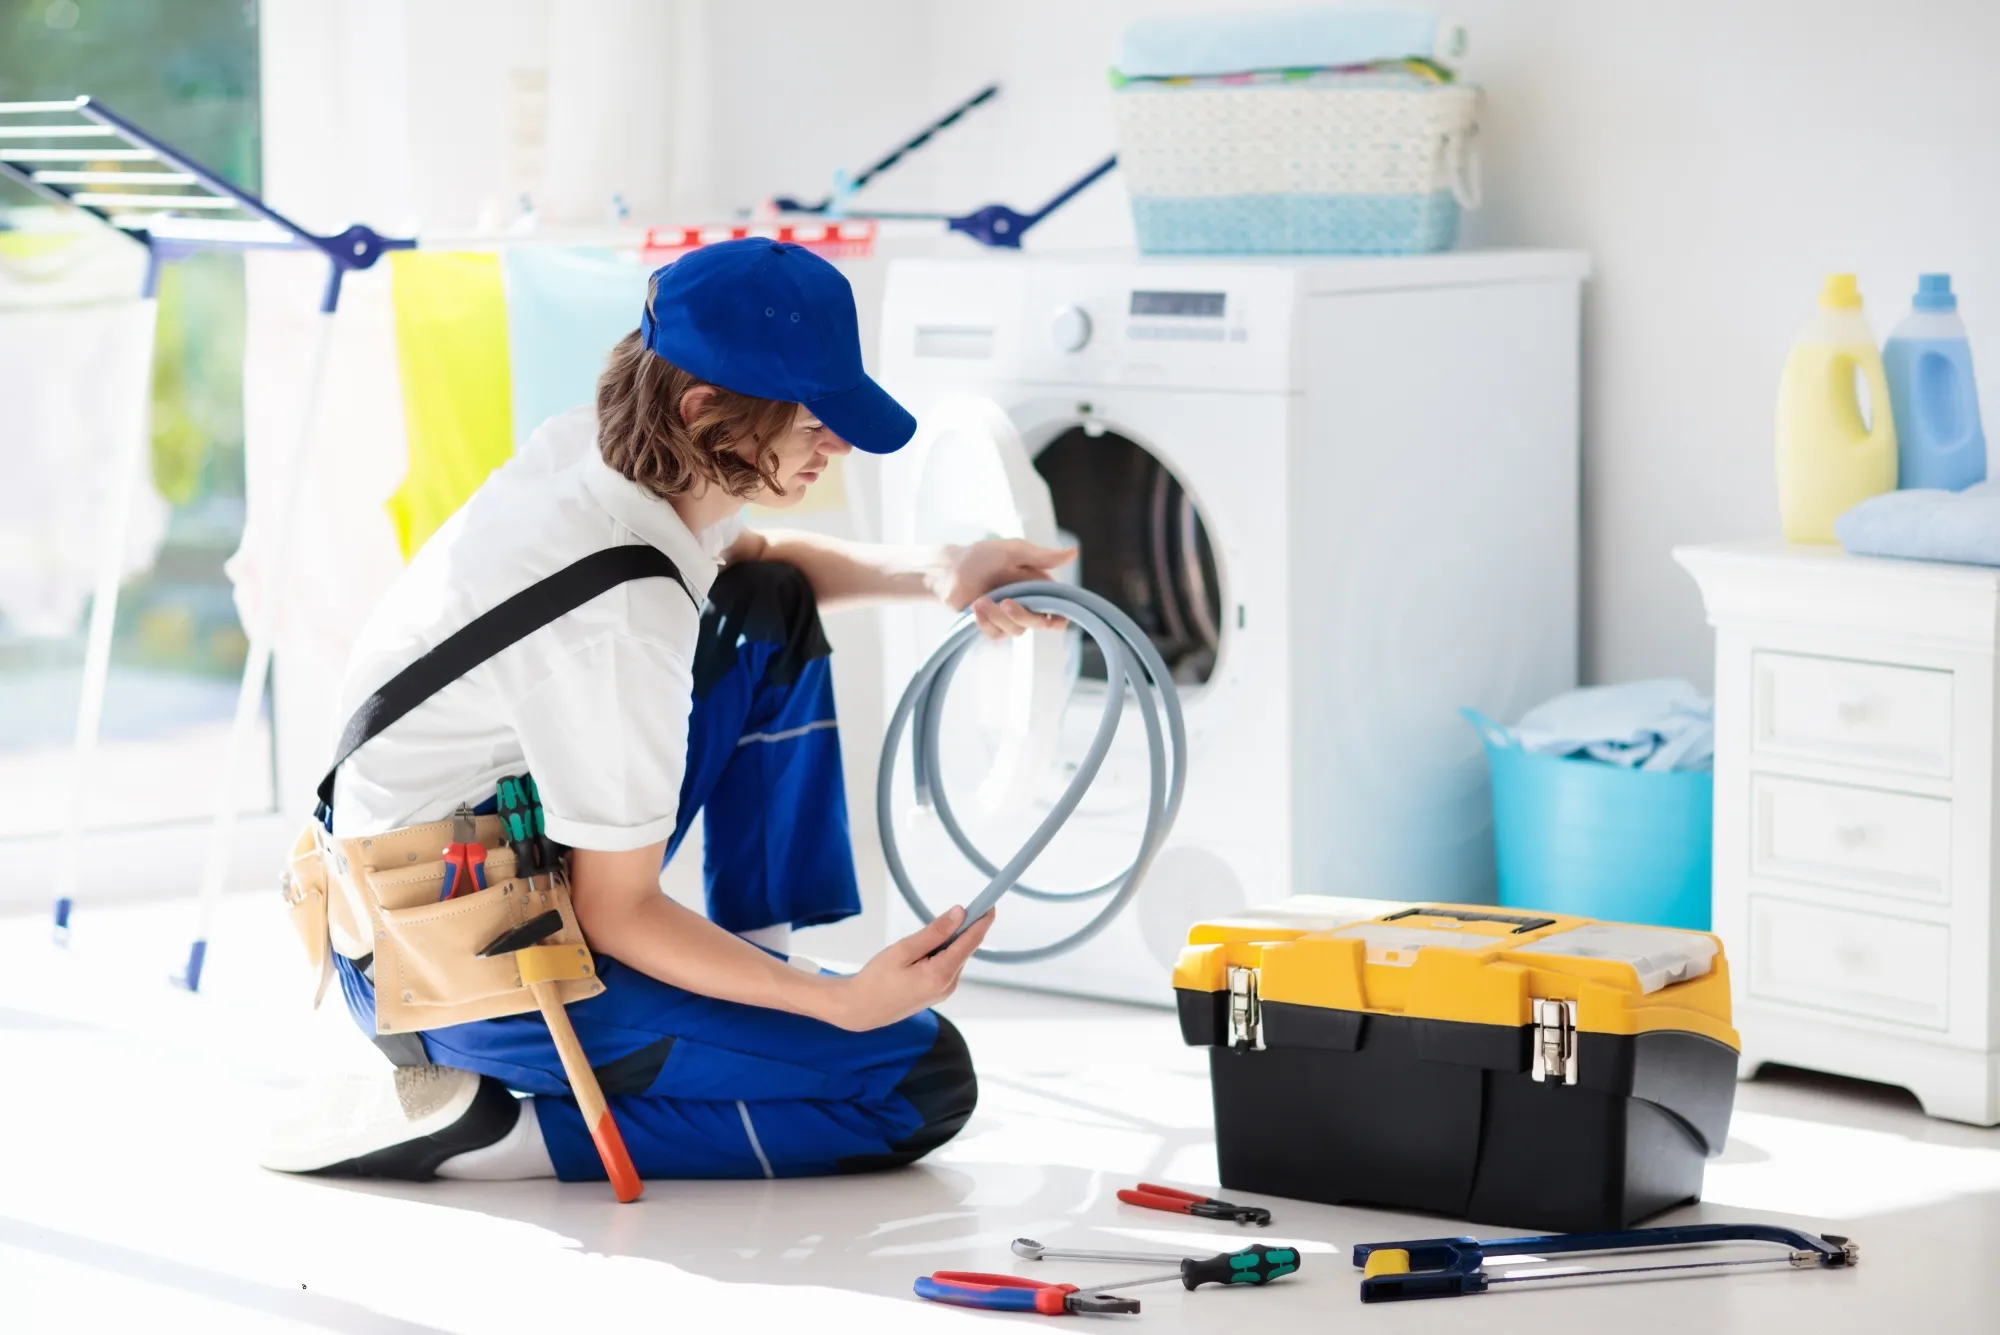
1835, 480, 2000, 567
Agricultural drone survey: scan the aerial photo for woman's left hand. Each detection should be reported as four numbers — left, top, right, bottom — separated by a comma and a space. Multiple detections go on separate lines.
935, 539, 1076, 639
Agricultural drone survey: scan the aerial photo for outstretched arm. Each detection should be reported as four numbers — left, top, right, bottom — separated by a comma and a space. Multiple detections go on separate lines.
725, 529, 1075, 637
569, 840, 994, 1031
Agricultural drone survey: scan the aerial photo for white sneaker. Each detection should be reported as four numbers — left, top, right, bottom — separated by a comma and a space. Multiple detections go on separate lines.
260, 1064, 520, 1181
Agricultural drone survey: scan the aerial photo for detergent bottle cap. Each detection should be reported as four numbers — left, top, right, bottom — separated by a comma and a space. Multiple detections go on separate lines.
1914, 273, 1957, 312
1819, 274, 1862, 310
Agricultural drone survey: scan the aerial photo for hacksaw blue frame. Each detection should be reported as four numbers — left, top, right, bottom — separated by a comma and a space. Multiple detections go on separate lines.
1352, 1223, 1854, 1302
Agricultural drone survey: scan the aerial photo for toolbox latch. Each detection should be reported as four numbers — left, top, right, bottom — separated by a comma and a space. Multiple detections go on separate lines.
1227, 966, 1264, 1051
1531, 998, 1578, 1084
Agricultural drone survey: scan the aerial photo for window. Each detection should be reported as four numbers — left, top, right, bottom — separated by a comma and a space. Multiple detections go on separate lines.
0, 0, 268, 837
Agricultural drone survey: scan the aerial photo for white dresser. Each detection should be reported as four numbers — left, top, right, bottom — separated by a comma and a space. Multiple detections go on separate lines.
1677, 541, 2000, 1123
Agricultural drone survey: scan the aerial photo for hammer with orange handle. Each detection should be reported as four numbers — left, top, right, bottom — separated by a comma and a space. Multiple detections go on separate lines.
478, 909, 642, 1202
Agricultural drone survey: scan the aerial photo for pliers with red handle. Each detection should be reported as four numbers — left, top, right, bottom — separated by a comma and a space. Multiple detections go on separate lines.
1116, 1182, 1272, 1227
440, 805, 488, 900
914, 1272, 1140, 1315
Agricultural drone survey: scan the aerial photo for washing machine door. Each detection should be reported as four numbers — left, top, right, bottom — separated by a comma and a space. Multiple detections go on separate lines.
908, 397, 1070, 817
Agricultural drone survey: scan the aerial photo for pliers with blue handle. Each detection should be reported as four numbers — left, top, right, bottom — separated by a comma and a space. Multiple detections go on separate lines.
914, 1272, 1140, 1315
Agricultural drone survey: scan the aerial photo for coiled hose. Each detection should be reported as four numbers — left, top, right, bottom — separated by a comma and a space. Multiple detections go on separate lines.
878, 581, 1188, 963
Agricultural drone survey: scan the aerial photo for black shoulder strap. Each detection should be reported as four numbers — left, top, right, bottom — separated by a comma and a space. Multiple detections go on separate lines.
316, 545, 695, 815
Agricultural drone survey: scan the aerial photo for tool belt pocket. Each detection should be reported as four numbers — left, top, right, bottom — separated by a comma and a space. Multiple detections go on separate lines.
307, 814, 605, 1035
369, 872, 601, 1035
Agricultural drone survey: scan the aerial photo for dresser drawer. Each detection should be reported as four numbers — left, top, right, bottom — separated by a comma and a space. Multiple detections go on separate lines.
1751, 774, 1952, 905
1748, 896, 1949, 1030
1751, 651, 1953, 777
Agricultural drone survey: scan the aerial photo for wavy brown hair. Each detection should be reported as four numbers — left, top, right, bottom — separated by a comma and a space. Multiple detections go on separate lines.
595, 311, 800, 500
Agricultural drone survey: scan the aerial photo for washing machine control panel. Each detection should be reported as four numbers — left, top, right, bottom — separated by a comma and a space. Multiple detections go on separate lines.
880, 259, 1304, 394
1021, 264, 1300, 393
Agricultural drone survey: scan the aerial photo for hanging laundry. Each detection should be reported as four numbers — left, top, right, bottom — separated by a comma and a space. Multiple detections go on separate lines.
234, 251, 408, 667
386, 251, 515, 559
0, 224, 166, 638
502, 247, 648, 449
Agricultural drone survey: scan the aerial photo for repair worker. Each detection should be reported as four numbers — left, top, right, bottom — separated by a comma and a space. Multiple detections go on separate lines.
263, 238, 1070, 1184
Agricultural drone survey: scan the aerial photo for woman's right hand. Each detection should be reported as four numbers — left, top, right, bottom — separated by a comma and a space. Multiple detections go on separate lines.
821, 906, 995, 1032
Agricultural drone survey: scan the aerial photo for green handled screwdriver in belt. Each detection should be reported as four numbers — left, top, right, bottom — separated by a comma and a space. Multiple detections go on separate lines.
496, 774, 555, 886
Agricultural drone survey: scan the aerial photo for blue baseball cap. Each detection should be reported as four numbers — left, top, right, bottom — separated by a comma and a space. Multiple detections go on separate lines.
639, 238, 915, 454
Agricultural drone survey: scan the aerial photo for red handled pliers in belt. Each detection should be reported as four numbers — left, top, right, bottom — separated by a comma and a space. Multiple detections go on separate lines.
914, 1273, 1140, 1315
440, 806, 488, 900
1116, 1182, 1272, 1227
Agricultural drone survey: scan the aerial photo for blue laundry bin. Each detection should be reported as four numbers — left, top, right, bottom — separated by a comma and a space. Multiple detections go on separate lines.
1463, 710, 1713, 931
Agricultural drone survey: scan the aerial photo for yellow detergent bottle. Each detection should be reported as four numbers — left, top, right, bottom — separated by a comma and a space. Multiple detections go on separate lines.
1776, 274, 1898, 542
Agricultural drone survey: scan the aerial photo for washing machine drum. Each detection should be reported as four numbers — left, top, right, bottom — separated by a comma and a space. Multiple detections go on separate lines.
883, 398, 1226, 962
903, 399, 1223, 816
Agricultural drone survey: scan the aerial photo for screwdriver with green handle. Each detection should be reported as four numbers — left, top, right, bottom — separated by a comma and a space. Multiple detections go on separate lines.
496, 774, 554, 887
1010, 1236, 1302, 1290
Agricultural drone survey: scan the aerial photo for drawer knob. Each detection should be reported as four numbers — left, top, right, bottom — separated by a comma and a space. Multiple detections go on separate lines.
1835, 944, 1869, 972
1834, 822, 1868, 849
1835, 694, 1870, 725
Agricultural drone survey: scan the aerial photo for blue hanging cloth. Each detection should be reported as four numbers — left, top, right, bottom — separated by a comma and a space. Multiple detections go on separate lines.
503, 248, 652, 450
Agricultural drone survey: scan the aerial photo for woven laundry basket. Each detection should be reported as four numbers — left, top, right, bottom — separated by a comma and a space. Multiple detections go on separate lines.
1112, 73, 1482, 255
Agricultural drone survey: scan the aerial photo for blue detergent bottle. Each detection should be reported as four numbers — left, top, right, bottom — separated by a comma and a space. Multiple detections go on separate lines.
1884, 274, 1987, 490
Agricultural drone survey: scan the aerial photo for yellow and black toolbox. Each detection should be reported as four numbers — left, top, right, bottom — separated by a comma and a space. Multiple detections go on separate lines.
1174, 903, 1739, 1232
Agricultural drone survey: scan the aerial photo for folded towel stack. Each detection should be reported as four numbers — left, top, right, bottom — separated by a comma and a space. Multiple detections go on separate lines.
1835, 479, 2000, 567
1117, 6, 1466, 80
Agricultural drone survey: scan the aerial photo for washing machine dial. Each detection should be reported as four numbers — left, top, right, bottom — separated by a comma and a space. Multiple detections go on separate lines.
1050, 305, 1092, 353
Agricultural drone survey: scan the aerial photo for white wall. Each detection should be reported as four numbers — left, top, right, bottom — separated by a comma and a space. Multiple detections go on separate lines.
696, 0, 2000, 689
1450, 0, 2000, 687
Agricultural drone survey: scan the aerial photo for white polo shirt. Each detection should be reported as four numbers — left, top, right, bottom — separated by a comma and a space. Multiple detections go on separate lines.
328, 406, 740, 849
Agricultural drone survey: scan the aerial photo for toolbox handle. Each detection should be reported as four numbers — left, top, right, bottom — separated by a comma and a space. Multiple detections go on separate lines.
1380, 906, 1556, 935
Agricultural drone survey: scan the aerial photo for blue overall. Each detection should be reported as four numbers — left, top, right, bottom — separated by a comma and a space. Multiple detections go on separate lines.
333, 562, 976, 1180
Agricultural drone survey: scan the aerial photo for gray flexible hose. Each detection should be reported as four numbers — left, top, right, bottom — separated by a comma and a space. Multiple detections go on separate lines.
878, 581, 1188, 963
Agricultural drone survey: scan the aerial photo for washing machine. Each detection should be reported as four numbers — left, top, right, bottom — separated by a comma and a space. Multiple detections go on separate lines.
869, 249, 1588, 1006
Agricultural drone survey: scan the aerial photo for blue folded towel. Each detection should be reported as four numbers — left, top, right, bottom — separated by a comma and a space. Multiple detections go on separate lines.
1117, 6, 1465, 79
1834, 480, 2000, 567
1512, 679, 1715, 773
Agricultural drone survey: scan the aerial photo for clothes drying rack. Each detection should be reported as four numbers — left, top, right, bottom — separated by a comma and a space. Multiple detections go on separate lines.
1, 95, 418, 993
768, 82, 1120, 249
1, 88, 1109, 992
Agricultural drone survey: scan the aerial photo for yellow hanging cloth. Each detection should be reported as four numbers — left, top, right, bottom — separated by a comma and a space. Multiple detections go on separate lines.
386, 252, 514, 559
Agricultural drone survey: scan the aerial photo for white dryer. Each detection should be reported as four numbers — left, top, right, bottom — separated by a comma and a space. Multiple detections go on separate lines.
870, 250, 1588, 1006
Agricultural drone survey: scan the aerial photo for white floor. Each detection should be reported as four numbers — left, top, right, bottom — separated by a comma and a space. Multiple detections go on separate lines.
4, 895, 1997, 1333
